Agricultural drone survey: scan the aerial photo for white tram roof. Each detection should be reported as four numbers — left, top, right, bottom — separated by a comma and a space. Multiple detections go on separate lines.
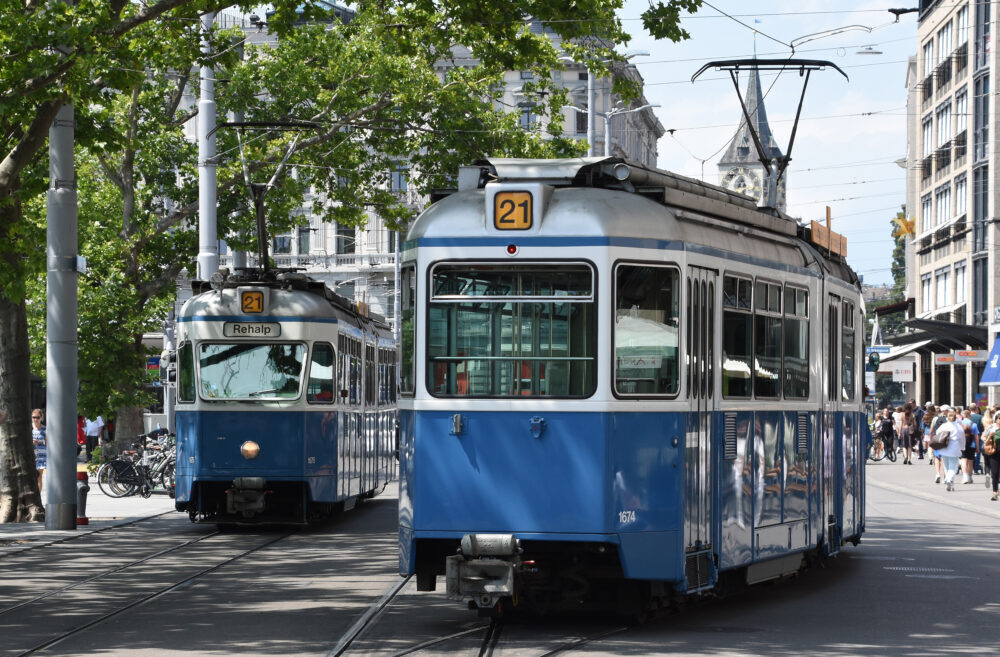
413, 157, 858, 286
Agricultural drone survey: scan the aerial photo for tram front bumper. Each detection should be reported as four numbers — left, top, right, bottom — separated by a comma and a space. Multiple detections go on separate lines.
226, 477, 268, 518
445, 534, 520, 608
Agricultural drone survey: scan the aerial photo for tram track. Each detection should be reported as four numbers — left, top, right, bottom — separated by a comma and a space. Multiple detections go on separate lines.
5, 529, 296, 657
328, 576, 631, 657
0, 510, 175, 558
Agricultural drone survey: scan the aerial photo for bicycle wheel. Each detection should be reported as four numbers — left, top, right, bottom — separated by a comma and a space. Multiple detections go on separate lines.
159, 460, 175, 493
95, 462, 116, 496
106, 460, 140, 497
885, 439, 897, 462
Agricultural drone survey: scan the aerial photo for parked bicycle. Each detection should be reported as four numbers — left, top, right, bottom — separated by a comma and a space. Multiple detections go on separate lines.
96, 429, 175, 498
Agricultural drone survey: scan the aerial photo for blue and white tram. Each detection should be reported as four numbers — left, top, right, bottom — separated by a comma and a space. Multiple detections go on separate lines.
398, 157, 868, 613
173, 271, 396, 524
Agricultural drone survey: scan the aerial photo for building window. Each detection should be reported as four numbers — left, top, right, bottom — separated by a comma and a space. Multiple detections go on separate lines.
576, 110, 587, 134
923, 40, 935, 76
921, 194, 933, 233
298, 227, 311, 254
955, 262, 967, 303
272, 233, 292, 254
974, 74, 989, 162
958, 4, 969, 43
936, 268, 951, 308
389, 168, 407, 193
922, 116, 933, 158
936, 102, 952, 147
955, 175, 968, 217
938, 21, 954, 62
519, 106, 536, 130
955, 87, 969, 158
976, 0, 990, 70
973, 164, 988, 252
936, 185, 952, 226
921, 274, 932, 312
336, 222, 355, 254
520, 70, 534, 80
973, 256, 988, 324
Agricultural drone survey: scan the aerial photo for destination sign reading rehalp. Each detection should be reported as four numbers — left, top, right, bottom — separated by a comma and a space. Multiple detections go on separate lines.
223, 322, 281, 338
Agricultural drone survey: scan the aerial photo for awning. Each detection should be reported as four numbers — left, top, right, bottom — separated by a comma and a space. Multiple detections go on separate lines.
979, 338, 1000, 385
881, 339, 933, 363
916, 301, 965, 319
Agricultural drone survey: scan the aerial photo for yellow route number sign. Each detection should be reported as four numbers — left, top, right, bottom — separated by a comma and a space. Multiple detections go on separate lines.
241, 290, 264, 314
494, 191, 532, 230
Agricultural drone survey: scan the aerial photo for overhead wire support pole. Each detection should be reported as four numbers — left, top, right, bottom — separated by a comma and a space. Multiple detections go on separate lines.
197, 12, 218, 281
45, 0, 79, 530
209, 120, 319, 277
691, 58, 848, 208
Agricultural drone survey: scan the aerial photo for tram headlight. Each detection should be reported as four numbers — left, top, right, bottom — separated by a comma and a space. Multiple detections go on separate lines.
240, 441, 261, 460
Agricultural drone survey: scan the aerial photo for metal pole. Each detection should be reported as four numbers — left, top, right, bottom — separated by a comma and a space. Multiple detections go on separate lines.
45, 101, 78, 530
196, 12, 218, 281
604, 114, 612, 157
162, 312, 175, 433
587, 69, 596, 157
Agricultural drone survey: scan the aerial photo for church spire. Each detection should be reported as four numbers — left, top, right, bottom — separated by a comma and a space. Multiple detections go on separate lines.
718, 67, 784, 166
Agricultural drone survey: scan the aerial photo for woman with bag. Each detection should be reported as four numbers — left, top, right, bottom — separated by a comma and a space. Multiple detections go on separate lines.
900, 407, 918, 464
934, 408, 965, 492
983, 414, 1000, 501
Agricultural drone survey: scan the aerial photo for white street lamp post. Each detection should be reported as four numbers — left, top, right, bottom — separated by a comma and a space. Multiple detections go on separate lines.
558, 51, 649, 157
603, 104, 660, 157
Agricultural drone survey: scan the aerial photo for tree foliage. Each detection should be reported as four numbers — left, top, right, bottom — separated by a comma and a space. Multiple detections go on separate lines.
3, 0, 703, 521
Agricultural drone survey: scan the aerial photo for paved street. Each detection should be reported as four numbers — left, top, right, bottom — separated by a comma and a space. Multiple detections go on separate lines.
1, 461, 998, 656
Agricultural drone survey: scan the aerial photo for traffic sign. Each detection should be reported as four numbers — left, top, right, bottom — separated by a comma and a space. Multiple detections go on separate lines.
866, 345, 891, 354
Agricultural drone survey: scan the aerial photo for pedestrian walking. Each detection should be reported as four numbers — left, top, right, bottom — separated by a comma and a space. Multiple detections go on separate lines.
31, 409, 46, 493
983, 415, 1000, 501
934, 408, 965, 492
961, 409, 979, 484
900, 406, 918, 464
83, 415, 104, 461
920, 404, 937, 460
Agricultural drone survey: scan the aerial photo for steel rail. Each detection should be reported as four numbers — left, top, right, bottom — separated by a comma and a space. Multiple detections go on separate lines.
12, 530, 295, 657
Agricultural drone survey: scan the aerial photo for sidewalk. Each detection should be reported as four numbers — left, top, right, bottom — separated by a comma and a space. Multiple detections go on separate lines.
866, 453, 1000, 520
0, 476, 177, 555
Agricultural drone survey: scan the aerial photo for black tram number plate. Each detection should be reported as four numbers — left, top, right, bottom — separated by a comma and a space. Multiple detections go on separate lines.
494, 191, 532, 230
241, 291, 264, 313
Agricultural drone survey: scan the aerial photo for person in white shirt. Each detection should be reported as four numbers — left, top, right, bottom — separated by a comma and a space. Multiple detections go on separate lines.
83, 415, 104, 460
937, 409, 966, 492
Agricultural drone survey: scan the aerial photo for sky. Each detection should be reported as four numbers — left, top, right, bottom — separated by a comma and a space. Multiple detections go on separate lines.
618, 0, 919, 287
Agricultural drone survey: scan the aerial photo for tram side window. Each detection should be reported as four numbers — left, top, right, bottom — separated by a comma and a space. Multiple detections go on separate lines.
307, 342, 335, 404
365, 344, 376, 406
842, 300, 856, 401
427, 263, 596, 398
614, 264, 680, 396
400, 264, 416, 395
783, 286, 809, 399
177, 342, 195, 403
722, 275, 752, 398
754, 280, 782, 398
338, 335, 361, 406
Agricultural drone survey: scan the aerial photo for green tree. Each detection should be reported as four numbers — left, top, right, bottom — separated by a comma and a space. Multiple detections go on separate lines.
2, 0, 702, 521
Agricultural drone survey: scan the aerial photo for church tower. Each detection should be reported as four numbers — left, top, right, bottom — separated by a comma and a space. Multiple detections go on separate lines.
717, 67, 787, 212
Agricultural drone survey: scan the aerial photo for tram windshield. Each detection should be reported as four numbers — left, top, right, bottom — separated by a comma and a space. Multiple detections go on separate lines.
198, 343, 306, 400
428, 263, 595, 397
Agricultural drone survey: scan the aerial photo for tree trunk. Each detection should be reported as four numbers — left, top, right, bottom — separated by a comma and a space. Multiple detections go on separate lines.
113, 404, 146, 453
0, 295, 45, 523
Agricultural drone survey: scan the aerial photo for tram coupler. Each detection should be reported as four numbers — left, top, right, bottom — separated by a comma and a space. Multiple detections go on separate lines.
76, 472, 90, 526
226, 477, 268, 518
446, 533, 520, 609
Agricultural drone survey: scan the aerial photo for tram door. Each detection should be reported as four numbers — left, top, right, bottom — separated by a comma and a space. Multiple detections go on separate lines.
822, 293, 841, 554
684, 267, 716, 581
